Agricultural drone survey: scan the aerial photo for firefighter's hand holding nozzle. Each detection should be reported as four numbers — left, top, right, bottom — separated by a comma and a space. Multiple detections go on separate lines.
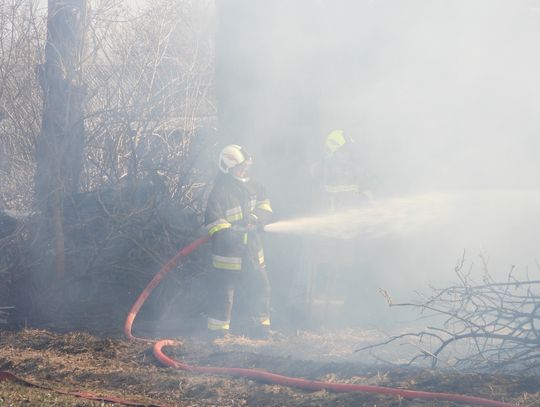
249, 213, 265, 232
247, 223, 263, 232
230, 221, 264, 233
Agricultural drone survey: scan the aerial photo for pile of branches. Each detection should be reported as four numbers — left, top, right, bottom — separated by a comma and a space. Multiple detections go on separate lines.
10, 181, 211, 334
361, 254, 540, 374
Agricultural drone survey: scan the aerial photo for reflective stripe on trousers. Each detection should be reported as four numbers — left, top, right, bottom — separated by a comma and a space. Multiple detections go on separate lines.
207, 317, 230, 331
212, 254, 242, 270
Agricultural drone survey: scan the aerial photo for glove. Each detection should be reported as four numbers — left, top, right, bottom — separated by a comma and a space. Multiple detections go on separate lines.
249, 213, 265, 232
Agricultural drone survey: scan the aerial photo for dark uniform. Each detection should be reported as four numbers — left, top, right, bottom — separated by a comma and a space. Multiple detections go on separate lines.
320, 152, 363, 212
204, 172, 273, 334
308, 131, 370, 326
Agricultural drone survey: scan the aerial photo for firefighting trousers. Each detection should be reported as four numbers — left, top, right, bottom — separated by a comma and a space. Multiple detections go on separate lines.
207, 260, 271, 330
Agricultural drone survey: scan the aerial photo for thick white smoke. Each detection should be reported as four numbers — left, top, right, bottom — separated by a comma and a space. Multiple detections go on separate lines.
213, 1, 540, 327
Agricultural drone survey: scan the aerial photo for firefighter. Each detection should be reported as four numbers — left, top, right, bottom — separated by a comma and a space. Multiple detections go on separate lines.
308, 130, 373, 325
204, 144, 273, 339
319, 129, 372, 211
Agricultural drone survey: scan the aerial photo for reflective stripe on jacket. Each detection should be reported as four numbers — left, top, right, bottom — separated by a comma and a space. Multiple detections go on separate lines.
204, 173, 272, 271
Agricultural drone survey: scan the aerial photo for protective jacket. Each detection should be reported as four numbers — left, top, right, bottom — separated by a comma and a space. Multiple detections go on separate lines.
205, 173, 272, 271
320, 154, 363, 211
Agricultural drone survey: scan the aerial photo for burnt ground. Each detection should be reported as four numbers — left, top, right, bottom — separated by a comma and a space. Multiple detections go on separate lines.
0, 328, 539, 407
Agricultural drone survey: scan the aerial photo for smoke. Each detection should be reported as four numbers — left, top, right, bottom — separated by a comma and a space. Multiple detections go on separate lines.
264, 189, 540, 325
265, 193, 448, 239
214, 1, 540, 328
218, 0, 540, 188
265, 189, 540, 262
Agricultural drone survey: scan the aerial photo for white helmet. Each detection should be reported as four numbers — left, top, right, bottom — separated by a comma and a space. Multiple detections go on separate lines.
218, 144, 253, 181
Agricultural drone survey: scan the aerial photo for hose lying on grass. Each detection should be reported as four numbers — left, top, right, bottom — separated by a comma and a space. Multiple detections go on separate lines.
125, 234, 519, 407
0, 371, 173, 407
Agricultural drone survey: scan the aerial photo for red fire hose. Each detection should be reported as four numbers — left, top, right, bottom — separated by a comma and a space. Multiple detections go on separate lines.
124, 234, 210, 342
0, 371, 173, 407
125, 235, 519, 407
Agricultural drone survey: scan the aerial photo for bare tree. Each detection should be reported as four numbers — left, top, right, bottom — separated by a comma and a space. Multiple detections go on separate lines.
81, 0, 216, 206
1, 0, 217, 327
358, 253, 540, 374
0, 0, 44, 210
35, 0, 87, 276
1, 0, 216, 214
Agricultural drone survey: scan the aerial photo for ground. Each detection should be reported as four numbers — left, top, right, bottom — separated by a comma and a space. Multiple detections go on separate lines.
0, 328, 538, 407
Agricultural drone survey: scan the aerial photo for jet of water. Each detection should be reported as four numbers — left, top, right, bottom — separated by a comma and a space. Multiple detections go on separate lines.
264, 193, 450, 239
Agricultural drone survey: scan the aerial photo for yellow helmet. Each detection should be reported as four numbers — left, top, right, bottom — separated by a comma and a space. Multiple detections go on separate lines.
325, 129, 347, 153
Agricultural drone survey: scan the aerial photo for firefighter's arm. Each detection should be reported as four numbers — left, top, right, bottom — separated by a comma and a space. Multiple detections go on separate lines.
350, 161, 375, 202
204, 192, 232, 237
251, 185, 273, 228
204, 191, 249, 240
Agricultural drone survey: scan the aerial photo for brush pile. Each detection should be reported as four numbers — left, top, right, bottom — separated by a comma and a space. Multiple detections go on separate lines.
359, 254, 540, 374
7, 181, 211, 334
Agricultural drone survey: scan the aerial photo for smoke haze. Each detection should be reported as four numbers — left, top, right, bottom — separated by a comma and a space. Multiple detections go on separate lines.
214, 0, 540, 327
264, 193, 448, 239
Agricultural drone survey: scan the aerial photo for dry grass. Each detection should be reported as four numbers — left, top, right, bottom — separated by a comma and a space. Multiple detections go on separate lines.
0, 328, 538, 406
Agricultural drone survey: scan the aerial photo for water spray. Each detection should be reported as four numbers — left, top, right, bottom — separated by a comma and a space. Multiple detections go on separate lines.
264, 193, 449, 239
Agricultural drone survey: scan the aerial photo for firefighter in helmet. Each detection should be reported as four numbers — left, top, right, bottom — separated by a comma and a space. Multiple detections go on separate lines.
204, 144, 273, 339
307, 130, 373, 325
320, 129, 372, 211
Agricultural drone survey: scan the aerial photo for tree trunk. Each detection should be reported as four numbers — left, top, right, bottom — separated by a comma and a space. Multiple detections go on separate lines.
35, 0, 87, 276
